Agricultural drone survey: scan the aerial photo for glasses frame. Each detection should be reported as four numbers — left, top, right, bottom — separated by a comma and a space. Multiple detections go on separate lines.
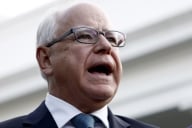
46, 27, 126, 47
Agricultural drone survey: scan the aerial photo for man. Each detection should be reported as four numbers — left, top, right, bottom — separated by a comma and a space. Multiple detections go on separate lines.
0, 2, 159, 128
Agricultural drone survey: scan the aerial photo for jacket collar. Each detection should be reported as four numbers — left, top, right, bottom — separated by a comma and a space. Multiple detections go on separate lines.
22, 102, 130, 128
108, 108, 159, 128
108, 108, 130, 128
22, 102, 57, 128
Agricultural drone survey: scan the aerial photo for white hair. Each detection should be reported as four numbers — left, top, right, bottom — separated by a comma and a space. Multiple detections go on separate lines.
36, 1, 105, 47
36, 1, 104, 47
36, 12, 58, 47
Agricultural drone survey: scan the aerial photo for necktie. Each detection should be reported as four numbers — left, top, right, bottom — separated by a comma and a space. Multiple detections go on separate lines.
71, 113, 95, 128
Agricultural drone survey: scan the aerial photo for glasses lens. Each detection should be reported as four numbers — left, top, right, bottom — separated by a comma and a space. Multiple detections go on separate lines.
74, 28, 98, 44
105, 31, 125, 47
74, 27, 126, 47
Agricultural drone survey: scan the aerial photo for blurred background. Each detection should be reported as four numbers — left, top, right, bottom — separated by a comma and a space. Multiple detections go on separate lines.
0, 0, 192, 127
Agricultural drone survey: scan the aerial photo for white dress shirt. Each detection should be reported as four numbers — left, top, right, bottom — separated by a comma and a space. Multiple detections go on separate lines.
45, 93, 109, 128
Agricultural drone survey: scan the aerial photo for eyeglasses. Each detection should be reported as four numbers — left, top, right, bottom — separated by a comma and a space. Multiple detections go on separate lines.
46, 27, 126, 47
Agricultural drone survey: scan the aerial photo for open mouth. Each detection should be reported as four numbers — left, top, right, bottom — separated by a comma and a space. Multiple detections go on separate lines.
88, 64, 113, 75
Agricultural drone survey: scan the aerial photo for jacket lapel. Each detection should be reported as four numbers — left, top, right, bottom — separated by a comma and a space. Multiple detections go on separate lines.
22, 101, 57, 128
108, 108, 130, 128
107, 108, 159, 128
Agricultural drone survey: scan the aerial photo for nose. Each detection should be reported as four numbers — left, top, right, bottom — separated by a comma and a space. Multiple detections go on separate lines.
93, 35, 112, 54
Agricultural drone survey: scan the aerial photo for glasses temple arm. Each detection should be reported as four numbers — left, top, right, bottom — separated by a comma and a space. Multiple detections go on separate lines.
46, 29, 73, 47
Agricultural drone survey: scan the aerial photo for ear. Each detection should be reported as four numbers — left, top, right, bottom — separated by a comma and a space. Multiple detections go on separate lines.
36, 46, 53, 76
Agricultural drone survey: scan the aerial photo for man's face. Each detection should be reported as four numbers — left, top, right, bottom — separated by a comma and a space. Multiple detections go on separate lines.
47, 4, 123, 111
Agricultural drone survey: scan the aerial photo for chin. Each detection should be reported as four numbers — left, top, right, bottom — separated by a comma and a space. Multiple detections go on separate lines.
89, 88, 116, 102
91, 95, 114, 110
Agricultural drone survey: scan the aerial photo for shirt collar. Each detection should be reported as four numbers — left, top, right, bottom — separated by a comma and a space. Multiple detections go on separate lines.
45, 93, 109, 128
91, 105, 109, 128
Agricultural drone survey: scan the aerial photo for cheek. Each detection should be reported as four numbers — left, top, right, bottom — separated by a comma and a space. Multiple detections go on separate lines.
67, 45, 92, 74
113, 50, 123, 83
70, 44, 92, 64
115, 49, 122, 68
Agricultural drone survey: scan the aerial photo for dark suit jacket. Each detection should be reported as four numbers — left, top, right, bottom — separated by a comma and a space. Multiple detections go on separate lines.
0, 102, 159, 128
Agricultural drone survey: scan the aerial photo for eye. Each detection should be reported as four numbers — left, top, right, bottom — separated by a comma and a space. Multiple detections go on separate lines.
75, 29, 98, 43
105, 32, 118, 44
74, 28, 99, 43
106, 36, 117, 43
76, 33, 93, 40
106, 36, 118, 46
105, 31, 125, 47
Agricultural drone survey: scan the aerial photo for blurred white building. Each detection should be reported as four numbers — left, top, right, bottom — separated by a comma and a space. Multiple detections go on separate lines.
0, 0, 192, 127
